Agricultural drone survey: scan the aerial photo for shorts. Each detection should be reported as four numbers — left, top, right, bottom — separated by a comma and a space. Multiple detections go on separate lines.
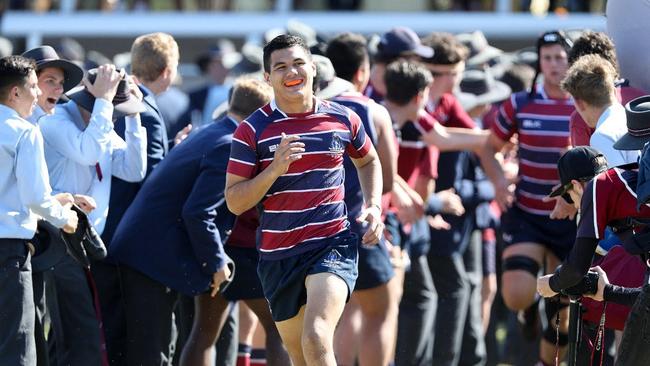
501, 205, 576, 261
257, 231, 358, 322
222, 246, 264, 301
355, 238, 395, 291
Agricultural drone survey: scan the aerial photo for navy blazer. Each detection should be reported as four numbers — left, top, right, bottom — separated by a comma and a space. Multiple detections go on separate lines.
109, 116, 237, 296
102, 86, 169, 246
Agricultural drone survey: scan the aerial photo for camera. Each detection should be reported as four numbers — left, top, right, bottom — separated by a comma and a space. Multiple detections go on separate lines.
560, 270, 599, 297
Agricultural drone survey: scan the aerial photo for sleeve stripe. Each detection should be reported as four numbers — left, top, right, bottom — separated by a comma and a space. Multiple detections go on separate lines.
229, 157, 255, 166
232, 137, 250, 147
242, 120, 256, 133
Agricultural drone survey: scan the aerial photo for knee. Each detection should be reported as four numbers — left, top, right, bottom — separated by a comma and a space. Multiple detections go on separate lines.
301, 319, 332, 355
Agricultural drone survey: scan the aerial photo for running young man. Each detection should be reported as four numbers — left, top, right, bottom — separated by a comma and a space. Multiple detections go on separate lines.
482, 30, 576, 366
225, 35, 383, 366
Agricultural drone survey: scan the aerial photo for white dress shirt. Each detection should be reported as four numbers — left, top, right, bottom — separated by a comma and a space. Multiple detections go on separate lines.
39, 98, 147, 234
590, 103, 638, 168
0, 104, 70, 239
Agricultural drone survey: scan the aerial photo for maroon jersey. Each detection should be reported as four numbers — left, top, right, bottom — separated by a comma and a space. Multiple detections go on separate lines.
426, 93, 477, 129
577, 167, 650, 240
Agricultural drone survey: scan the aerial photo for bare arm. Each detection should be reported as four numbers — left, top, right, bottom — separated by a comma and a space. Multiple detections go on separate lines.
225, 134, 304, 215
422, 123, 489, 153
352, 146, 384, 245
479, 132, 514, 211
371, 103, 397, 194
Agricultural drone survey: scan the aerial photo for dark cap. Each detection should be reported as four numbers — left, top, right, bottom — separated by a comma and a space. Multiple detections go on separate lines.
614, 95, 650, 151
537, 30, 573, 52
549, 146, 608, 197
376, 27, 434, 61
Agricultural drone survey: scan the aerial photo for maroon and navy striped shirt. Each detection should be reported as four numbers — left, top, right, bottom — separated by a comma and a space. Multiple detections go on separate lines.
492, 85, 574, 215
227, 98, 371, 260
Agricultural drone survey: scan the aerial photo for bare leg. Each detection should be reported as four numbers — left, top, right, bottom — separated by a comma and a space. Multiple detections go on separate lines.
301, 273, 348, 366
356, 277, 399, 366
333, 296, 362, 365
481, 273, 497, 333
245, 298, 291, 366
179, 292, 230, 366
275, 306, 307, 366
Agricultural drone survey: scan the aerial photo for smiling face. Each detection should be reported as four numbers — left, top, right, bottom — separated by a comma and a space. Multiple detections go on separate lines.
37, 67, 65, 114
265, 45, 316, 111
539, 44, 569, 88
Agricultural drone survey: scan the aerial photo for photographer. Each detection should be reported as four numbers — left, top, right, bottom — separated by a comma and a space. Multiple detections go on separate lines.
537, 96, 650, 365
537, 97, 650, 297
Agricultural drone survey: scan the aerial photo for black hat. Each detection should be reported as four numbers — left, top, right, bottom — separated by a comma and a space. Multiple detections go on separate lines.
614, 95, 650, 151
31, 219, 68, 272
66, 68, 146, 119
456, 31, 503, 67
22, 45, 84, 93
460, 69, 511, 106
549, 146, 608, 197
376, 27, 434, 61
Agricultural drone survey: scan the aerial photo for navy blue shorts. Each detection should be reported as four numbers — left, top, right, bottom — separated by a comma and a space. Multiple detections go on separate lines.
501, 205, 576, 261
222, 246, 264, 301
257, 232, 359, 322
355, 238, 395, 291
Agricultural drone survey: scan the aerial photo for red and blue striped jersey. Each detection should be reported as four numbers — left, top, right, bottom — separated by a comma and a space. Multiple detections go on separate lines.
227, 98, 372, 260
492, 85, 574, 215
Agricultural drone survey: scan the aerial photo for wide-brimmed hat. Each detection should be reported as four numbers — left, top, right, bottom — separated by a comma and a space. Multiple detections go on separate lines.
31, 219, 68, 272
549, 146, 608, 198
22, 45, 84, 93
66, 68, 146, 119
456, 31, 503, 67
460, 69, 511, 106
614, 95, 650, 151
376, 27, 434, 61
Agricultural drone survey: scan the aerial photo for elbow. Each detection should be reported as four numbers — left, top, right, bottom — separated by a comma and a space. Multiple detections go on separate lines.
225, 191, 245, 216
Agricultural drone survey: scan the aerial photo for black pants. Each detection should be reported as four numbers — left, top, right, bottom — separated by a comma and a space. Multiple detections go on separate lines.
616, 284, 650, 366
91, 260, 127, 366
46, 254, 103, 366
120, 265, 178, 366
395, 254, 436, 366
0, 239, 36, 366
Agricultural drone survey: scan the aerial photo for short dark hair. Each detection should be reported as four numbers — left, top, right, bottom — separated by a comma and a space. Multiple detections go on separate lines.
568, 31, 619, 73
0, 56, 35, 101
263, 34, 311, 73
421, 32, 468, 65
326, 32, 368, 82
384, 60, 432, 106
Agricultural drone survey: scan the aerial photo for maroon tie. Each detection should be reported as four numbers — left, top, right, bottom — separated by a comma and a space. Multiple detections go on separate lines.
95, 163, 103, 181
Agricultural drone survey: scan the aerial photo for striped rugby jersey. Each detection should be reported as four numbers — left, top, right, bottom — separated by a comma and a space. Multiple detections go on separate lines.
331, 92, 378, 237
492, 85, 574, 215
227, 98, 372, 260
